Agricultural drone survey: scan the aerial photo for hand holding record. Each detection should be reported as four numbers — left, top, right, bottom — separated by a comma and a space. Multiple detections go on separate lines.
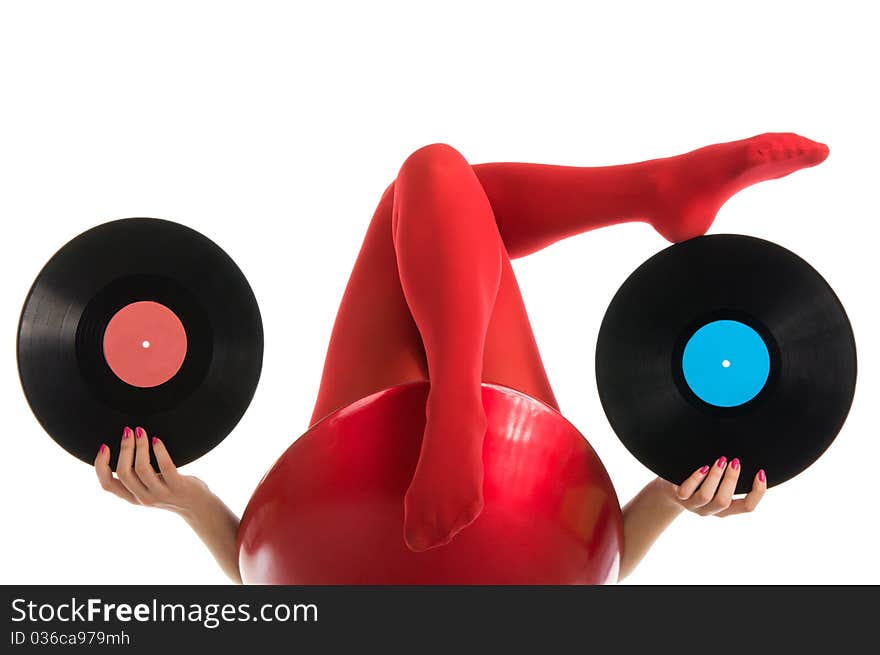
92, 427, 198, 509
596, 234, 856, 494
93, 425, 242, 582
669, 456, 767, 516
17, 218, 264, 470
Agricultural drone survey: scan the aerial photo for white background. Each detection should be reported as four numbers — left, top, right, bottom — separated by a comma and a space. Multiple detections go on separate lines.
1, 1, 877, 585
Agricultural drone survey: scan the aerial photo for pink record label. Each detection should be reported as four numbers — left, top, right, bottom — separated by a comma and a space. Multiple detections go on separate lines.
102, 301, 187, 388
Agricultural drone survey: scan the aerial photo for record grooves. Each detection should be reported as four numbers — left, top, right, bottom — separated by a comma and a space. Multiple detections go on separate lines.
595, 234, 856, 493
17, 218, 263, 469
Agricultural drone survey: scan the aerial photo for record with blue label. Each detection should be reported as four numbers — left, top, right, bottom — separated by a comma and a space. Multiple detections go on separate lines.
595, 234, 856, 493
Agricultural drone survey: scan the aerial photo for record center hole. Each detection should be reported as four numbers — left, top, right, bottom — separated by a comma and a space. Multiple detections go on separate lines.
142, 340, 151, 349
721, 359, 731, 368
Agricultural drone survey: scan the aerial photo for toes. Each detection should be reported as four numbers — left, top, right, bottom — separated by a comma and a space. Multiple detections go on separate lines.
404, 519, 437, 552
454, 497, 484, 532
805, 140, 830, 164
744, 133, 829, 179
752, 133, 829, 163
403, 493, 485, 552
403, 509, 469, 552
780, 136, 829, 166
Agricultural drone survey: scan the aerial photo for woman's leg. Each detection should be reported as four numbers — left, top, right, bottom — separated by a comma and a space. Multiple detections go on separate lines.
475, 132, 828, 253
309, 133, 828, 551
390, 144, 504, 551
309, 181, 432, 428
310, 145, 559, 552
308, 183, 557, 431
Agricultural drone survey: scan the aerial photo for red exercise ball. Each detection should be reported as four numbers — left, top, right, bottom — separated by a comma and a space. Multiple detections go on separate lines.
238, 382, 623, 584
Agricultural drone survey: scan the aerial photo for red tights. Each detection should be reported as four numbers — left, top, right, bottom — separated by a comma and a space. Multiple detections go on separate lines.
309, 133, 827, 551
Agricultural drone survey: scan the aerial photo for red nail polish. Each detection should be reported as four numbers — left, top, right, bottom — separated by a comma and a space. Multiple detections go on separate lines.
123, 427, 132, 440
731, 458, 740, 471
135, 427, 145, 439
699, 465, 709, 474
758, 469, 766, 483
152, 437, 159, 445
716, 456, 727, 468
98, 444, 107, 454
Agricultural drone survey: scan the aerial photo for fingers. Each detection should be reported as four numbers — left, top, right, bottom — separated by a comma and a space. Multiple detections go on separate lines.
683, 456, 728, 511
674, 464, 710, 501
96, 427, 178, 508
116, 426, 149, 498
675, 457, 767, 518
717, 469, 768, 517
133, 426, 165, 492
94, 443, 137, 504
705, 457, 741, 515
150, 436, 182, 488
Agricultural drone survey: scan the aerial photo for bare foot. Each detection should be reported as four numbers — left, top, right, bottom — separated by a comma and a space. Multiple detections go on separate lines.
650, 132, 830, 242
403, 399, 486, 552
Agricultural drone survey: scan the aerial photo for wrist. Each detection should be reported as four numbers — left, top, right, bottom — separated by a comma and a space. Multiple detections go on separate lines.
646, 477, 685, 513
175, 491, 220, 527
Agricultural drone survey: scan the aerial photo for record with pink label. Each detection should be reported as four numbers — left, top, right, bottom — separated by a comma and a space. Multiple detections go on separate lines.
17, 217, 263, 468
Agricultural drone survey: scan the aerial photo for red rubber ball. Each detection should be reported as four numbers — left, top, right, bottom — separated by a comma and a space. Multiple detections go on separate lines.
238, 382, 622, 584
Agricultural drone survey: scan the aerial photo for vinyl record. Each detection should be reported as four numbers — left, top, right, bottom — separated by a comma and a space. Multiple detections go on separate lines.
17, 217, 264, 468
596, 234, 856, 493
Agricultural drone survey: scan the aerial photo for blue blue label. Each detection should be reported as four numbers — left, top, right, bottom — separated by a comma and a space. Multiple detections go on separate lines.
681, 320, 770, 407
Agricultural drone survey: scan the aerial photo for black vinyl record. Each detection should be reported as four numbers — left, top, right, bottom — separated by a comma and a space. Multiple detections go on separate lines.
17, 217, 264, 469
596, 234, 856, 493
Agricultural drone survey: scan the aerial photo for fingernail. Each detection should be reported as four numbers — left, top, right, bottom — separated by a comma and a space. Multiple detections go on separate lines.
699, 465, 709, 474
152, 437, 159, 445
758, 469, 766, 483
98, 444, 107, 455
135, 427, 145, 439
123, 427, 132, 440
716, 456, 727, 468
731, 458, 740, 471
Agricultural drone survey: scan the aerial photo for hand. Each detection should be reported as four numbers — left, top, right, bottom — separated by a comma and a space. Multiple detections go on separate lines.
94, 426, 212, 520
93, 426, 242, 582
664, 456, 767, 517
